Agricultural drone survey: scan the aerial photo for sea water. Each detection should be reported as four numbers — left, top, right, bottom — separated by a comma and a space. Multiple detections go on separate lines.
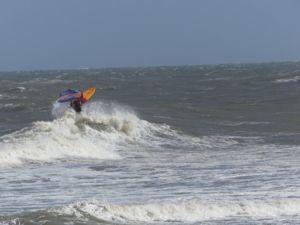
0, 63, 300, 224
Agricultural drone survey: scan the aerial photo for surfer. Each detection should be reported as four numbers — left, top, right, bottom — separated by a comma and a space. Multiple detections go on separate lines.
57, 88, 96, 113
70, 98, 83, 113
70, 92, 88, 113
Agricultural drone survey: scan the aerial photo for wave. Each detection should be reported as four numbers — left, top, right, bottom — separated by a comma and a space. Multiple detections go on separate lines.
1, 198, 300, 224
274, 76, 300, 83
20, 78, 73, 85
0, 102, 138, 167
219, 121, 271, 126
0, 101, 255, 167
0, 103, 27, 112
7, 86, 27, 93
38, 198, 300, 223
0, 101, 191, 167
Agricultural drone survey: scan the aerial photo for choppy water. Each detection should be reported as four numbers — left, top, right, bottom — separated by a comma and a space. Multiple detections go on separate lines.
0, 62, 300, 225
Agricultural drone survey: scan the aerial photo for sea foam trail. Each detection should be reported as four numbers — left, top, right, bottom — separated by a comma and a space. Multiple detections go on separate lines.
51, 198, 300, 223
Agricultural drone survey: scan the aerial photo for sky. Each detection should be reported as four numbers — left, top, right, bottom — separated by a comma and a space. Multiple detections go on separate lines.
0, 0, 300, 71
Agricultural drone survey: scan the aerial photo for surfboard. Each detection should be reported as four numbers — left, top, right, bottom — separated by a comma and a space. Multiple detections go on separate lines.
82, 87, 96, 102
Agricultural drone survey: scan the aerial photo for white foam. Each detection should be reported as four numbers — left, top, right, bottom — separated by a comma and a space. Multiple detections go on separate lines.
0, 102, 132, 166
0, 94, 19, 100
0, 119, 120, 166
75, 101, 144, 137
0, 101, 179, 167
0, 218, 21, 225
16, 86, 26, 92
0, 103, 25, 111
52, 198, 300, 222
220, 121, 271, 126
274, 76, 300, 83
0, 101, 254, 167
20, 78, 73, 85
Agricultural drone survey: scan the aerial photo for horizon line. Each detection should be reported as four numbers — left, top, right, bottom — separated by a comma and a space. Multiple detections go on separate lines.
0, 60, 300, 73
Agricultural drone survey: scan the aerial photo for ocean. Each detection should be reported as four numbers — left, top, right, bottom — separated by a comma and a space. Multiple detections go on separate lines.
0, 62, 300, 225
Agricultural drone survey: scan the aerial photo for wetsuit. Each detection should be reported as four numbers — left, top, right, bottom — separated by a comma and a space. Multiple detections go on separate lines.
70, 92, 87, 113
70, 99, 82, 113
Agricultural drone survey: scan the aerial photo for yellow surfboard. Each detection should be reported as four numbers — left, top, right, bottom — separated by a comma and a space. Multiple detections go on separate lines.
82, 87, 96, 102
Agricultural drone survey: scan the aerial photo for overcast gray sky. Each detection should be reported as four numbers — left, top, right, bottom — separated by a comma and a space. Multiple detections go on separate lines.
0, 0, 299, 71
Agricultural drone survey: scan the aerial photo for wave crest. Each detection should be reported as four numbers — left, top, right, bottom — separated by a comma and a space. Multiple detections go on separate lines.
51, 198, 300, 223
0, 102, 142, 166
0, 101, 252, 167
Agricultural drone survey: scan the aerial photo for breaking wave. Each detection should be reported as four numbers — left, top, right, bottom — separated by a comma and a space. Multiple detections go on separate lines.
274, 76, 300, 83
0, 101, 246, 167
0, 101, 140, 166
47, 198, 300, 223
2, 198, 300, 224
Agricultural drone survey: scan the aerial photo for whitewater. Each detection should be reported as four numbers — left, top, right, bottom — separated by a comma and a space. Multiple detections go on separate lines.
0, 63, 300, 225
